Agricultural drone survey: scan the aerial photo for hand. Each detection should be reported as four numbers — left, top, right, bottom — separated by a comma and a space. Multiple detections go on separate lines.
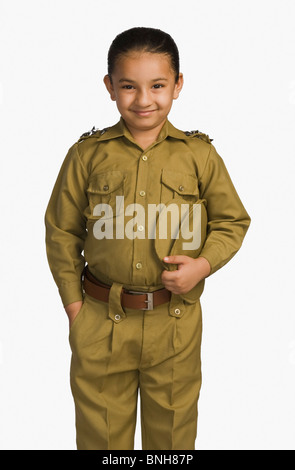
64, 300, 83, 328
161, 256, 211, 295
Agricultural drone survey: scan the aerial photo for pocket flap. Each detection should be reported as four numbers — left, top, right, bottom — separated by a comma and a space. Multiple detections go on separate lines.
88, 171, 124, 195
161, 169, 198, 196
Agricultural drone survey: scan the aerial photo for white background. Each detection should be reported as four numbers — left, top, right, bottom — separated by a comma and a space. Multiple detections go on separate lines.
0, 0, 294, 450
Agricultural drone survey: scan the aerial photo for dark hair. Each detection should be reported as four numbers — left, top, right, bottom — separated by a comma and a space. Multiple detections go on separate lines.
107, 27, 180, 82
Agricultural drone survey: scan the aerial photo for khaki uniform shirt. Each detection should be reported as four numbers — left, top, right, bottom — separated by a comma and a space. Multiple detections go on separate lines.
45, 118, 250, 307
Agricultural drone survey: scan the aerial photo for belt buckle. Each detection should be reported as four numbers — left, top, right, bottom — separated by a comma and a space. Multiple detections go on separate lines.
128, 291, 154, 310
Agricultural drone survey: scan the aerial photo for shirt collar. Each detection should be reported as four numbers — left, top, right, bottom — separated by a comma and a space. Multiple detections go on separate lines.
98, 117, 188, 143
165, 120, 189, 140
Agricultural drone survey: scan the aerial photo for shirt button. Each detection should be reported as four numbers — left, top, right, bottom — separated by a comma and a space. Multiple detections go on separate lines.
174, 308, 181, 315
139, 190, 146, 197
138, 225, 144, 232
115, 314, 121, 321
136, 262, 143, 269
103, 185, 109, 191
142, 155, 148, 161
178, 185, 184, 192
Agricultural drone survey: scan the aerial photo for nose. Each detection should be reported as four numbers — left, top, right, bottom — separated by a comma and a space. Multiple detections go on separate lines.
135, 88, 152, 108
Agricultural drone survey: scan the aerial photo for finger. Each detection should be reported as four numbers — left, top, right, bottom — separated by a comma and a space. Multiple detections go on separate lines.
165, 286, 181, 294
161, 269, 180, 283
161, 277, 179, 293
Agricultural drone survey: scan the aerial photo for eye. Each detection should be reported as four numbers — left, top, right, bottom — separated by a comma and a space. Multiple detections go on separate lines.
152, 84, 164, 89
122, 85, 134, 90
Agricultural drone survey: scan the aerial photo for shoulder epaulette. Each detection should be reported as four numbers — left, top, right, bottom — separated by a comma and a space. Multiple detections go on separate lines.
184, 129, 213, 144
78, 126, 109, 143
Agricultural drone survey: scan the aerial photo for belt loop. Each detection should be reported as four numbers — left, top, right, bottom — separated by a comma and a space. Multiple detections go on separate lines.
108, 282, 126, 323
169, 293, 185, 318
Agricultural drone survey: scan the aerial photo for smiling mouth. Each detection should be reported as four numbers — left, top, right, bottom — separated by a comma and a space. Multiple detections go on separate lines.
132, 109, 157, 116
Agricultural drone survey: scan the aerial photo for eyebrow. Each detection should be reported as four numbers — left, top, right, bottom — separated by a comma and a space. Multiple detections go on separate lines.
118, 78, 169, 83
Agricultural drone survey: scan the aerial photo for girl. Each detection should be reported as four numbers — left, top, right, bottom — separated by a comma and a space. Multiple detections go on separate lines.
45, 27, 250, 450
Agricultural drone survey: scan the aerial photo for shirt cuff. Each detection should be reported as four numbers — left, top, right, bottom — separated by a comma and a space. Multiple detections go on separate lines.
198, 248, 225, 276
58, 281, 84, 307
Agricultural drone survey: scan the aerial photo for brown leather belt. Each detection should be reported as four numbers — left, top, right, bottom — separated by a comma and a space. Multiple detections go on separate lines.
83, 266, 171, 310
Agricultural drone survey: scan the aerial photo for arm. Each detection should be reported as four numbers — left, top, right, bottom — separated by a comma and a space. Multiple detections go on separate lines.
44, 143, 89, 310
198, 144, 251, 274
161, 145, 250, 293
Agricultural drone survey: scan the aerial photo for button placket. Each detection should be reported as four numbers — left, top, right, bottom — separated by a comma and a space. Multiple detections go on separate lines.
139, 155, 148, 199
132, 150, 150, 284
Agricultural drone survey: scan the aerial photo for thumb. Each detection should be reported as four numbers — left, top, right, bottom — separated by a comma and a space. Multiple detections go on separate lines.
163, 255, 189, 265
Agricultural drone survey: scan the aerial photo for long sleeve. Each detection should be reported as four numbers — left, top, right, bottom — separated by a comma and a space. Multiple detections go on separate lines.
198, 144, 251, 275
44, 143, 89, 306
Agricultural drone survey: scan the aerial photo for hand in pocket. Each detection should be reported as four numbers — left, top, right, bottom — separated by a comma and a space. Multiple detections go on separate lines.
65, 300, 83, 329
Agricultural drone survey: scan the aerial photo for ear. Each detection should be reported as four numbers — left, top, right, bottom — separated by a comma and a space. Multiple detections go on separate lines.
103, 74, 116, 101
173, 73, 184, 100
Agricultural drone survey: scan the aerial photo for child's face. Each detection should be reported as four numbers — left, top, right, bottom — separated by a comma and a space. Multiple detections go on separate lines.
104, 51, 183, 136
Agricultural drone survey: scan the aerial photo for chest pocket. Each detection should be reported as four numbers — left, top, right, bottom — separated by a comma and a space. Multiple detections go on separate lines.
87, 171, 125, 220
160, 169, 199, 204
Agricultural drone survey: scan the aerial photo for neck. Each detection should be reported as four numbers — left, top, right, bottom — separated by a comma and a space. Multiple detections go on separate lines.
124, 119, 166, 150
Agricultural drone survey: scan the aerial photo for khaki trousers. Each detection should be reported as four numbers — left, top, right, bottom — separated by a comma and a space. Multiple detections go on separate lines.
69, 284, 202, 450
